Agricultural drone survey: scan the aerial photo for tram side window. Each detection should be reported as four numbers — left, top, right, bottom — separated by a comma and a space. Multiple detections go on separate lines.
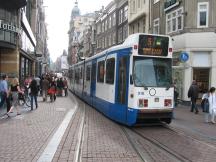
86, 66, 91, 81
75, 68, 79, 83
97, 60, 105, 83
80, 67, 83, 79
106, 58, 115, 84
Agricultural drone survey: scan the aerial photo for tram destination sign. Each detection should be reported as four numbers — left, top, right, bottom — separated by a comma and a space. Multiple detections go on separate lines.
138, 35, 169, 56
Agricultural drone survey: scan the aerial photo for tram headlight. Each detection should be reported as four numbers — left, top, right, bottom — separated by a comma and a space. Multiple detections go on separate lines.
138, 99, 148, 107
164, 99, 172, 107
138, 99, 144, 107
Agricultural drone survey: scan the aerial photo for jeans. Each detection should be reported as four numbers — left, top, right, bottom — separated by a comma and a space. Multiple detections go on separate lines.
0, 92, 6, 108
31, 95, 38, 110
191, 98, 198, 112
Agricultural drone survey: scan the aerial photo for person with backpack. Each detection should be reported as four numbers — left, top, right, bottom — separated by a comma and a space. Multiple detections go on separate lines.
188, 80, 199, 114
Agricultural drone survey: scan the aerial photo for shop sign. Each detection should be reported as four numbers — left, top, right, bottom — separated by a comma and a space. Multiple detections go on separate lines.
0, 20, 21, 34
164, 0, 180, 12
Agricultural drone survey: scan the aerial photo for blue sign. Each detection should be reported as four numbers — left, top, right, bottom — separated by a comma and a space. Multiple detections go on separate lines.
179, 52, 189, 62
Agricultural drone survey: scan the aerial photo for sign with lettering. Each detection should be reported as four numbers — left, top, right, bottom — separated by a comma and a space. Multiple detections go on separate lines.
0, 20, 21, 34
138, 35, 169, 56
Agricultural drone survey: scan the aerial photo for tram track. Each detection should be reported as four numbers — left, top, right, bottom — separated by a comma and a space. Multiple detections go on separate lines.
122, 122, 216, 162
122, 126, 191, 162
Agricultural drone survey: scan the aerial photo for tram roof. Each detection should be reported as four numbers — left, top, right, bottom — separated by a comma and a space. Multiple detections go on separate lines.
70, 33, 171, 67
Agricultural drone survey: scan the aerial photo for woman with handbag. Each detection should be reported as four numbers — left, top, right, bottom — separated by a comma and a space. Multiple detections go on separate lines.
7, 78, 24, 116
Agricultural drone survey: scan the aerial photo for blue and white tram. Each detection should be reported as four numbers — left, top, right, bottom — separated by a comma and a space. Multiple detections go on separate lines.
68, 33, 174, 126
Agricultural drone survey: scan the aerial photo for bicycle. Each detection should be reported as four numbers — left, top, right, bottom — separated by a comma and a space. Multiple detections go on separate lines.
18, 87, 31, 107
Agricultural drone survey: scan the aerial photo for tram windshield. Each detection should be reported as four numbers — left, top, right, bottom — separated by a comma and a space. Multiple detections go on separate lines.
133, 57, 172, 87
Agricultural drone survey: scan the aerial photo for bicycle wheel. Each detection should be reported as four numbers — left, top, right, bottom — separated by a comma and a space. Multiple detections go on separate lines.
25, 96, 31, 107
18, 94, 25, 106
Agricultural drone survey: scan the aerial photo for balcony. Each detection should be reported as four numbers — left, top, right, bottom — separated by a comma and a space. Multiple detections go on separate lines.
1, 0, 27, 9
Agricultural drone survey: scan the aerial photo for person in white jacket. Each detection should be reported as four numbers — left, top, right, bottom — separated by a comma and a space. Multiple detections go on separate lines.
208, 87, 216, 124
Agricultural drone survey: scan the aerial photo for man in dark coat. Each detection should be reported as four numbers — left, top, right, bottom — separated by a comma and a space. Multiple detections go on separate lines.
29, 78, 38, 110
188, 80, 199, 114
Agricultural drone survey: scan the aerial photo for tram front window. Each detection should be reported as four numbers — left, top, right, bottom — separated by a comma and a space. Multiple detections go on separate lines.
133, 57, 172, 87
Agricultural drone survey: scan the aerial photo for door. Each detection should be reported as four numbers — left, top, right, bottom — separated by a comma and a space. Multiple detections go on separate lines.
90, 60, 96, 106
114, 55, 129, 123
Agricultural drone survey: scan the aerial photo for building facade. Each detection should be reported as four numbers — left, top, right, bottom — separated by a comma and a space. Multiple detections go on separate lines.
68, 0, 95, 64
95, 0, 128, 54
128, 0, 149, 34
150, 0, 216, 101
0, 0, 49, 83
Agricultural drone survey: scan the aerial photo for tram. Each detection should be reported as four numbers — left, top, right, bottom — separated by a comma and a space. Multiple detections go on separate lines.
68, 33, 174, 126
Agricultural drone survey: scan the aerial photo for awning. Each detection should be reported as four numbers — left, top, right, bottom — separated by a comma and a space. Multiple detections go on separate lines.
1, 0, 27, 9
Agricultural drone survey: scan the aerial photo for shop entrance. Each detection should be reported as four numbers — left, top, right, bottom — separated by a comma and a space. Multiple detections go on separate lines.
193, 68, 210, 98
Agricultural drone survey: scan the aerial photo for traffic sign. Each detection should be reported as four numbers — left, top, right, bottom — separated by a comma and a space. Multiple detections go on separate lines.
179, 52, 189, 62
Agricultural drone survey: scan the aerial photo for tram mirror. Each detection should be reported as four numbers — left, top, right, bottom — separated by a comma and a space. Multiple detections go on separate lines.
130, 74, 133, 85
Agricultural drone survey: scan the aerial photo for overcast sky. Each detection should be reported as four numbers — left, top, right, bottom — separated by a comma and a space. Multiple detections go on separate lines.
43, 0, 111, 62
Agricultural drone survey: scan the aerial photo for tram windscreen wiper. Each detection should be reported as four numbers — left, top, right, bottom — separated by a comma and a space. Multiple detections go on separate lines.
133, 74, 148, 90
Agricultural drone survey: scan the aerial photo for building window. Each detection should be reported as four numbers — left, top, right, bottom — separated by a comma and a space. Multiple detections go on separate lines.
153, 18, 159, 34
119, 9, 123, 24
109, 16, 112, 28
154, 0, 160, 4
197, 2, 209, 28
133, 0, 136, 12
102, 21, 104, 33
123, 25, 128, 41
113, 12, 116, 26
166, 8, 183, 34
105, 19, 107, 31
123, 5, 128, 22
143, 18, 146, 32
97, 60, 105, 83
106, 58, 115, 84
112, 32, 116, 45
138, 0, 141, 8
118, 28, 122, 43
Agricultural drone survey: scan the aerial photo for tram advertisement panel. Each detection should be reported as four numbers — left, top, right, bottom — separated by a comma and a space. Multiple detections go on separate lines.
138, 35, 169, 56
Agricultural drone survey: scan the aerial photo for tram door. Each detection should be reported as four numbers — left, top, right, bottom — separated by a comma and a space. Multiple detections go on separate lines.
90, 61, 96, 106
114, 55, 129, 123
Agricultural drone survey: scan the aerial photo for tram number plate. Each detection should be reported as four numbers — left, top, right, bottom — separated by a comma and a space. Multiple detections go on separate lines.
154, 98, 159, 102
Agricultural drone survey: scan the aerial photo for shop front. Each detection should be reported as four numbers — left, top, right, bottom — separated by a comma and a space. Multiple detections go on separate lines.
0, 7, 20, 78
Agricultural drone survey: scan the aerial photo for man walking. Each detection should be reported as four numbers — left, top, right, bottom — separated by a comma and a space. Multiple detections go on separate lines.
42, 76, 49, 101
188, 80, 199, 114
0, 74, 11, 113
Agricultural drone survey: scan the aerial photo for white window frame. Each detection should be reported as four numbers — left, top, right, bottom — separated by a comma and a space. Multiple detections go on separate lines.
197, 2, 209, 28
166, 8, 183, 34
153, 18, 160, 34
154, 0, 160, 4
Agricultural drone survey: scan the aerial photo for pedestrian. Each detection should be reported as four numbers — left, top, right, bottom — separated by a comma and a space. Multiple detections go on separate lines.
201, 91, 210, 123
42, 76, 49, 101
29, 78, 38, 110
7, 78, 24, 116
0, 74, 11, 113
35, 76, 41, 95
48, 78, 57, 102
187, 80, 199, 114
63, 78, 68, 97
208, 87, 216, 124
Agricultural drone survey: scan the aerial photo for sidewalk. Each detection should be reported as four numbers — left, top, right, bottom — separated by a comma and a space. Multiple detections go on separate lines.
0, 94, 77, 161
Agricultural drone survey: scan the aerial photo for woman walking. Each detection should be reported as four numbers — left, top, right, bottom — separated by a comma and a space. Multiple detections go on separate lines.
7, 78, 24, 116
208, 87, 216, 123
